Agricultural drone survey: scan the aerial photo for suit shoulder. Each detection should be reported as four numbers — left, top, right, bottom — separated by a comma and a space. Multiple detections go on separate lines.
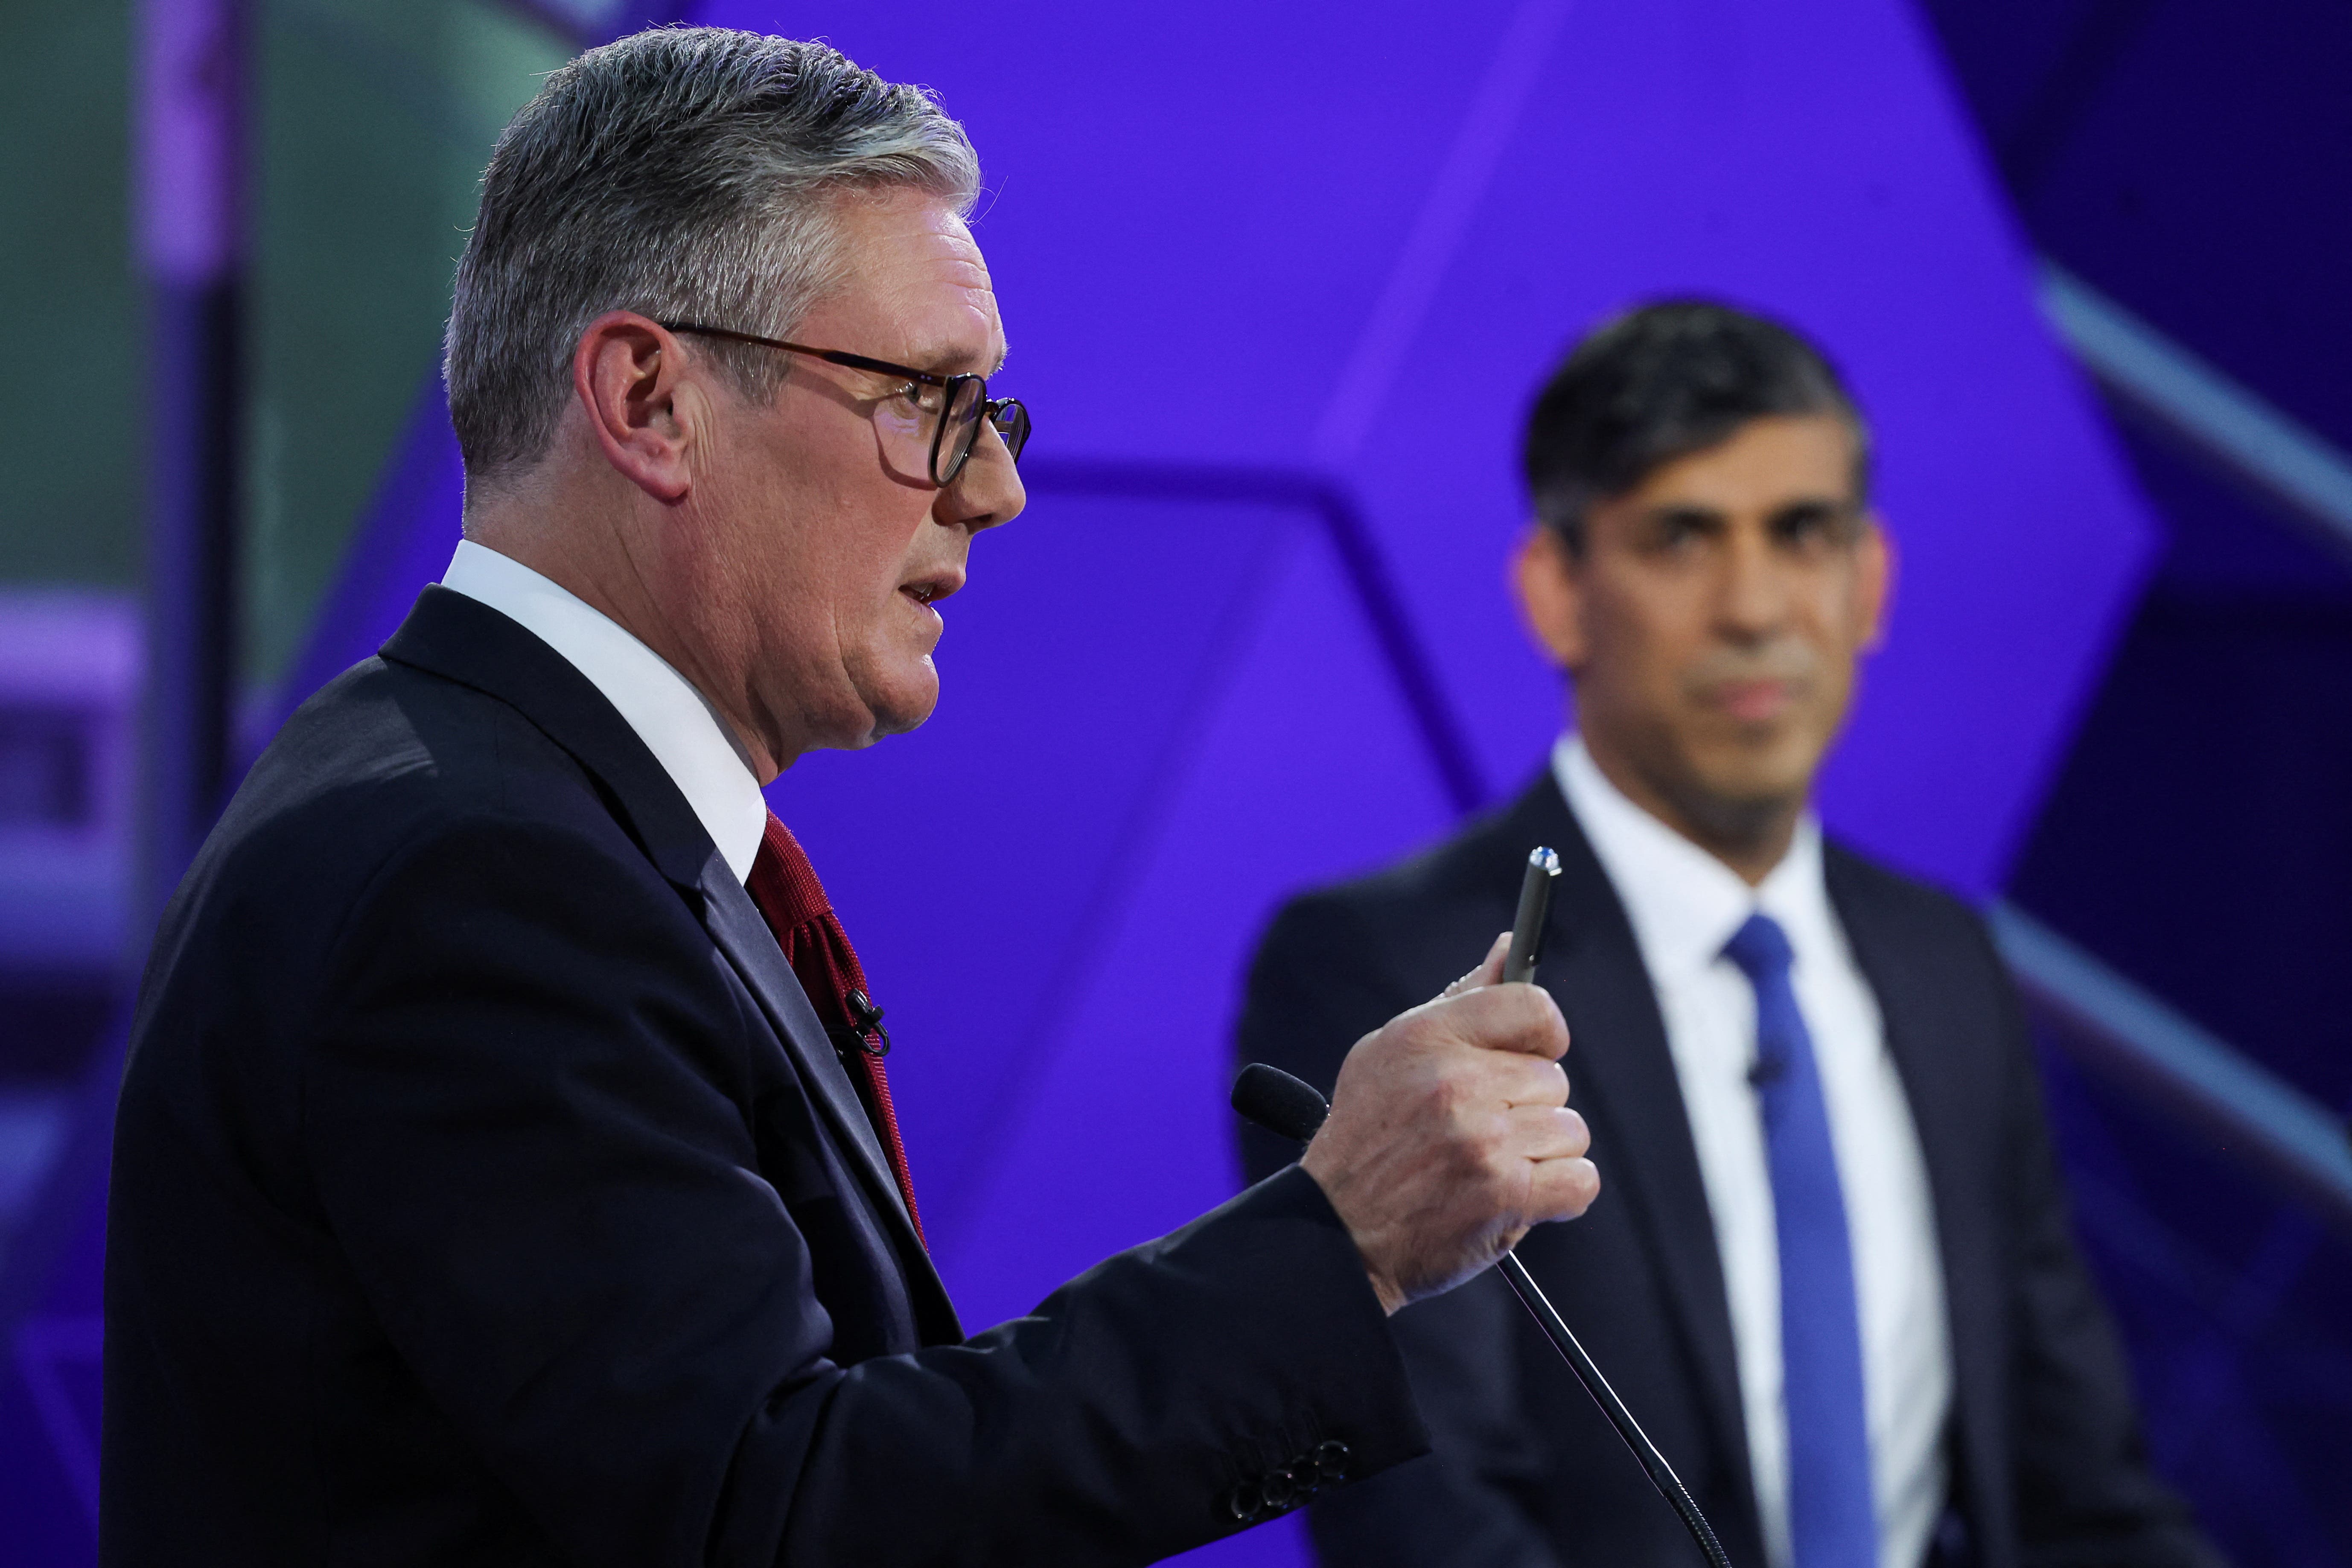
1822, 838, 2003, 969
190, 657, 647, 925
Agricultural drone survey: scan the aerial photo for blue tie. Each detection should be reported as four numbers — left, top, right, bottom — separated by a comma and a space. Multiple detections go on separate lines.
1723, 912, 1877, 1568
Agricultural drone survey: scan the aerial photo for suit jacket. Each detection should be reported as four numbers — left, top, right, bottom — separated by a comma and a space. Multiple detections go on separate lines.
103, 586, 1428, 1567
1238, 774, 2217, 1568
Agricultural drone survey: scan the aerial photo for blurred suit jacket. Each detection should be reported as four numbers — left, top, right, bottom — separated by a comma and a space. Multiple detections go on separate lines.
103, 585, 1426, 1568
1239, 773, 2218, 1568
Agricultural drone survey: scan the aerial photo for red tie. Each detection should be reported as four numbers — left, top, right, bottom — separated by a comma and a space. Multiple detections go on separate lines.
743, 811, 925, 1245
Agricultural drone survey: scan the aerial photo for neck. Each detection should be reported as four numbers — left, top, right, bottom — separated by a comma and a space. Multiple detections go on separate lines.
1580, 730, 1803, 887
463, 470, 795, 782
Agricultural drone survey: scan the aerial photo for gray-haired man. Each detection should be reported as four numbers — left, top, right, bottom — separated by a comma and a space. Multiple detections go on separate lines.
102, 27, 1597, 1568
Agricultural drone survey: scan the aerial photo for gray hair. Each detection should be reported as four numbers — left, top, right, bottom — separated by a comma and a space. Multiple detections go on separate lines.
443, 27, 980, 482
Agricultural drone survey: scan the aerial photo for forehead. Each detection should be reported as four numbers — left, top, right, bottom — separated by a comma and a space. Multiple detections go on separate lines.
814, 188, 1002, 370
1623, 414, 1859, 511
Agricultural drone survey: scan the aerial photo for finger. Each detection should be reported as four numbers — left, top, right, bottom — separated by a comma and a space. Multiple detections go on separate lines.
1501, 1103, 1588, 1159
1440, 932, 1513, 1000
1522, 1155, 1602, 1223
1437, 982, 1571, 1061
1483, 1055, 1569, 1110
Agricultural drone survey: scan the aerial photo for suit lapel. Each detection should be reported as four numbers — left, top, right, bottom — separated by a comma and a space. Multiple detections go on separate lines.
382, 586, 957, 1335
1827, 852, 1975, 1237
1509, 781, 1758, 1517
382, 586, 717, 886
1825, 848, 2001, 1530
699, 865, 950, 1309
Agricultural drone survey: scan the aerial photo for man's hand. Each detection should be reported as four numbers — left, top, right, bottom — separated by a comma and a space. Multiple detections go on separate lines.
1300, 934, 1598, 1314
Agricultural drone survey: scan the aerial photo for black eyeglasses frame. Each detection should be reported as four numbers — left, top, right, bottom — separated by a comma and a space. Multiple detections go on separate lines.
656, 320, 1030, 487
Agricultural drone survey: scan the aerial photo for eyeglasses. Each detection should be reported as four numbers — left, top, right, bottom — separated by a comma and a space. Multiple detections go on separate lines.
658, 321, 1031, 488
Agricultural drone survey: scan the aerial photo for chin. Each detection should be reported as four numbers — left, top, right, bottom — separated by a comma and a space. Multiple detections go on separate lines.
1694, 739, 1822, 811
863, 672, 941, 741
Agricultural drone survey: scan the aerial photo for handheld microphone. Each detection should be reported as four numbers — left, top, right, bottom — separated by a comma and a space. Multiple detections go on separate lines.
1233, 846, 1733, 1568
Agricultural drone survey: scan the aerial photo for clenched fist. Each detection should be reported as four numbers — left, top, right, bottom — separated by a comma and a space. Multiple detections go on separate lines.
1300, 933, 1599, 1313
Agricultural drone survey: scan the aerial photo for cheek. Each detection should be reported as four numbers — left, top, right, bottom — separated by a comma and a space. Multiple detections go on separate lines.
834, 515, 938, 673
756, 463, 895, 620
1805, 580, 1871, 676
1591, 586, 1702, 696
1807, 636, 1862, 723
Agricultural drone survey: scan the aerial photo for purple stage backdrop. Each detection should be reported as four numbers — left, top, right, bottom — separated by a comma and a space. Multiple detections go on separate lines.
0, 3, 2160, 1562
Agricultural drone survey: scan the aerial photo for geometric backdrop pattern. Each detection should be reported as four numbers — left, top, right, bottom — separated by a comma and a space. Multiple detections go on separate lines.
696, 0, 2160, 898
0, 2, 2174, 1562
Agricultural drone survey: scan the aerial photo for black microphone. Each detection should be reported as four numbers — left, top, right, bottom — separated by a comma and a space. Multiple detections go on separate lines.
1233, 847, 1733, 1568
1232, 1062, 1329, 1142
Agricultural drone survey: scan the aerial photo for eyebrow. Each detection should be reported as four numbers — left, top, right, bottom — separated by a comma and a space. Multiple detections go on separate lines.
1638, 495, 1855, 521
905, 341, 1009, 378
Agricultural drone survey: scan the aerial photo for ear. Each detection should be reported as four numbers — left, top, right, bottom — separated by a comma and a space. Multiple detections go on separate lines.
1512, 524, 1588, 670
571, 312, 699, 504
1854, 512, 1895, 654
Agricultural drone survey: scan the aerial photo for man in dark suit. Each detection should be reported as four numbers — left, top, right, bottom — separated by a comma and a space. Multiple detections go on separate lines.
1240, 303, 2219, 1568
102, 29, 1603, 1566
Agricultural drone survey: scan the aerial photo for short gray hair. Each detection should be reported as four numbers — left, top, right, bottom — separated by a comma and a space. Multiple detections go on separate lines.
444, 27, 980, 481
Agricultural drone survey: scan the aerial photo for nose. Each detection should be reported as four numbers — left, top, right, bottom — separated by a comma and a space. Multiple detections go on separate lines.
1716, 520, 1791, 641
934, 426, 1025, 535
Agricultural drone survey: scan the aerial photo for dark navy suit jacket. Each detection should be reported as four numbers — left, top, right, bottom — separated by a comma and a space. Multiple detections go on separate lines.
103, 586, 1426, 1566
1239, 775, 2218, 1568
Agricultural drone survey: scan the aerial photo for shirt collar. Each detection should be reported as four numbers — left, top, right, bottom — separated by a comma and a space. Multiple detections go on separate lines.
1552, 733, 1830, 979
440, 540, 769, 885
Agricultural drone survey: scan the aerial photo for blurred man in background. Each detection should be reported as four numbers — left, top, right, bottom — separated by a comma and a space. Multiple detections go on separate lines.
1241, 302, 2220, 1568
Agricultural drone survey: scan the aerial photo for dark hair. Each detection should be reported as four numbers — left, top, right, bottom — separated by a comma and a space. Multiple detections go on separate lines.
444, 27, 979, 483
1521, 300, 1868, 550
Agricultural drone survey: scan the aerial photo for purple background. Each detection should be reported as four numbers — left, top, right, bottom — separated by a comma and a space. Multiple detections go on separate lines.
699, 0, 2153, 1441
0, 2, 2172, 1562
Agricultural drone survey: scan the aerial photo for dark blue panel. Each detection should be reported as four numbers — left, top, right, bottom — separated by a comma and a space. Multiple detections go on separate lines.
2038, 1043, 2352, 1563
1958, 0, 2352, 453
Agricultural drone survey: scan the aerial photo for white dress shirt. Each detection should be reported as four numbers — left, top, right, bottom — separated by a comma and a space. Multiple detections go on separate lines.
1554, 735, 1952, 1568
439, 539, 769, 885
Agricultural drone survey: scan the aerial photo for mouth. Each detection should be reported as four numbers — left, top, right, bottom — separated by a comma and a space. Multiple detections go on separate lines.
1712, 678, 1798, 724
899, 570, 964, 614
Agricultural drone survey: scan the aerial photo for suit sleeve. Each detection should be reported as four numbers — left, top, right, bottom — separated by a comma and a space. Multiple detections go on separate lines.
1238, 893, 1569, 1568
1982, 929, 2228, 1568
305, 816, 1427, 1568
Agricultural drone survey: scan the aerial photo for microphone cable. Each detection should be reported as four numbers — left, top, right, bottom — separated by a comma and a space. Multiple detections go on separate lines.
1232, 846, 1733, 1568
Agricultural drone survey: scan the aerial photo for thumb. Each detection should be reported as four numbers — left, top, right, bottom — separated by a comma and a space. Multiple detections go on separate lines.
1440, 931, 1512, 1000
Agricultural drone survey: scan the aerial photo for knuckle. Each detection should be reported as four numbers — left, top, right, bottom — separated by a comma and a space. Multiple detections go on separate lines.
1452, 1116, 1504, 1179
1480, 1147, 1524, 1204
1559, 1106, 1590, 1154
1425, 1066, 1469, 1122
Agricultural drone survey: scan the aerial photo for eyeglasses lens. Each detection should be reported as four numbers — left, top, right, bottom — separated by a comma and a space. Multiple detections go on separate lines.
933, 378, 986, 486
990, 401, 1031, 465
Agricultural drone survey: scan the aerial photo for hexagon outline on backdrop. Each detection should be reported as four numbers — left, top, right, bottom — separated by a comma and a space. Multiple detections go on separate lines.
0, 0, 2174, 1554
